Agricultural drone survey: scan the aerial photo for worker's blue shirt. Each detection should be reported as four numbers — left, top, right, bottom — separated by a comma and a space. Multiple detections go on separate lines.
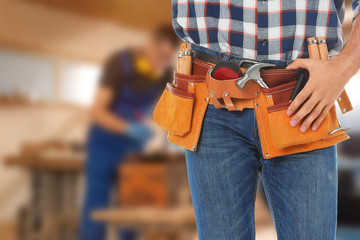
100, 49, 171, 122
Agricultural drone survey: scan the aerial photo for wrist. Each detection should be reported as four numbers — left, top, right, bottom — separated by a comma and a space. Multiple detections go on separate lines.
118, 121, 129, 134
330, 57, 358, 83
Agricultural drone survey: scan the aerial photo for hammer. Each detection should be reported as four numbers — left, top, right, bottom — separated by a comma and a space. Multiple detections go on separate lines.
236, 63, 276, 89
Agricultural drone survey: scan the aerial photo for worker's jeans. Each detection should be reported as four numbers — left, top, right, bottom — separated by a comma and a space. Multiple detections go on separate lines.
80, 125, 142, 240
185, 105, 338, 240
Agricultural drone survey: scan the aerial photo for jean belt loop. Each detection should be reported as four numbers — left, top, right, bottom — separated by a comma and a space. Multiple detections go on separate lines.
222, 52, 231, 62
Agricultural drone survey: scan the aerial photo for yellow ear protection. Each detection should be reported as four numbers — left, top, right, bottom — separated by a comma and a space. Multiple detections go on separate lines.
135, 56, 161, 81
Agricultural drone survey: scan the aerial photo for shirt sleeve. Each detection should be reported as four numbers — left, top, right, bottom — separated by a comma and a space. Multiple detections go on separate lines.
352, 0, 360, 22
100, 53, 123, 91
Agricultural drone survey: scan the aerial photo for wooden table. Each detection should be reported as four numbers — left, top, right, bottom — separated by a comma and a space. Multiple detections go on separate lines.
92, 206, 197, 240
5, 154, 84, 172
5, 154, 85, 240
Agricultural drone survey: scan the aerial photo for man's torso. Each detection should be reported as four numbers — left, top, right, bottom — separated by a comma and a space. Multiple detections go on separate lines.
172, 0, 346, 61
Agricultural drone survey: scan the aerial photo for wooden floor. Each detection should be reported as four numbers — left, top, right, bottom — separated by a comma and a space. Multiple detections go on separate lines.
0, 221, 276, 240
0, 222, 16, 240
0, 194, 277, 240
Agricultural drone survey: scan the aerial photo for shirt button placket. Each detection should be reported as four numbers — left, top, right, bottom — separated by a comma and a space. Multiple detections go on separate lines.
257, 0, 268, 60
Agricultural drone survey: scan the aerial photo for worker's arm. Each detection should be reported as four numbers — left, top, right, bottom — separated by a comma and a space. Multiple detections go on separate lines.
91, 53, 129, 133
91, 86, 154, 141
91, 86, 128, 133
286, 15, 360, 132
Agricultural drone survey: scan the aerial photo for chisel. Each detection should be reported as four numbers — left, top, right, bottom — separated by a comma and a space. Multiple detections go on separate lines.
307, 37, 320, 59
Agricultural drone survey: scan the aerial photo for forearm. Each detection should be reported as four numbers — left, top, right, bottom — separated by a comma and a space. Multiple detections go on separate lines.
333, 16, 360, 81
91, 109, 128, 134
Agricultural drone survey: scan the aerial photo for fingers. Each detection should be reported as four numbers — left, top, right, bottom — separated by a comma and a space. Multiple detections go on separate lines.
284, 58, 337, 132
284, 58, 332, 132
289, 94, 318, 132
286, 58, 310, 70
287, 83, 313, 116
311, 105, 332, 131
286, 59, 314, 116
298, 102, 324, 132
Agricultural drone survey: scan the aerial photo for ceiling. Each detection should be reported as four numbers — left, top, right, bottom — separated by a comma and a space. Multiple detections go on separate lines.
0, 0, 149, 63
24, 0, 173, 30
0, 0, 353, 63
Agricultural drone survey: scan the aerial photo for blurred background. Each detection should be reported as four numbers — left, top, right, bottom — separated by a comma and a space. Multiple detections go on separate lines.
0, 0, 359, 240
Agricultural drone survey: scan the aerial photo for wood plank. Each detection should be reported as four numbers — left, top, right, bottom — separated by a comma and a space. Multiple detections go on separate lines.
5, 155, 84, 172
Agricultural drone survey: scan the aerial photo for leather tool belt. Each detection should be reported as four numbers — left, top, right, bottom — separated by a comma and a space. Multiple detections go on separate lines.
153, 48, 352, 159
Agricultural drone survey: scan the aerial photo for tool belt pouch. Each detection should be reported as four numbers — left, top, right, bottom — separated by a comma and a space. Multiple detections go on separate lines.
255, 68, 350, 159
153, 82, 194, 136
153, 71, 209, 151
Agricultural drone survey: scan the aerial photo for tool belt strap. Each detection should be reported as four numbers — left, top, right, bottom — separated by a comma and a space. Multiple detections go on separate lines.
207, 66, 303, 110
202, 60, 353, 113
337, 91, 353, 113
177, 54, 353, 113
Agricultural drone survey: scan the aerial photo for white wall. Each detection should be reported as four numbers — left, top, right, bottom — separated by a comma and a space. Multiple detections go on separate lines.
0, 49, 55, 100
61, 61, 101, 106
0, 105, 89, 222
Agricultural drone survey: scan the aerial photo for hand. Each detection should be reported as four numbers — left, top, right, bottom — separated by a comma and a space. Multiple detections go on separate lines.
125, 123, 154, 142
286, 58, 351, 132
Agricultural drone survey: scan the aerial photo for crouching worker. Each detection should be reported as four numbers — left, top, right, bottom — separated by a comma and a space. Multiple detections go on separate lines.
80, 25, 179, 240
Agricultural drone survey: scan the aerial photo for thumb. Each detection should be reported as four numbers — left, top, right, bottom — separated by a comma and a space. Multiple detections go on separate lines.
286, 58, 308, 70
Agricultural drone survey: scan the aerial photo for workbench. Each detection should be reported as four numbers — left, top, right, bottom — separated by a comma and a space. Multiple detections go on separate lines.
5, 153, 84, 240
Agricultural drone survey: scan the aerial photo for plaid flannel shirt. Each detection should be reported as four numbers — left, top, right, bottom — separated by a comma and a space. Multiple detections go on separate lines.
172, 0, 360, 61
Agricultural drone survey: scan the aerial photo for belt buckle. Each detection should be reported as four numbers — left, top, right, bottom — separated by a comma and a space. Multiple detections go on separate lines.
238, 59, 260, 69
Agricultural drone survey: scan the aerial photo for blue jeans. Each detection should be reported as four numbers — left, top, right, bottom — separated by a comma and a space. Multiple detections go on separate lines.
80, 125, 142, 240
185, 105, 338, 240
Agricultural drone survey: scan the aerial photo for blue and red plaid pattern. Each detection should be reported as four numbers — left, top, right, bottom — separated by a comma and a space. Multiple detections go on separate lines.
172, 0, 360, 61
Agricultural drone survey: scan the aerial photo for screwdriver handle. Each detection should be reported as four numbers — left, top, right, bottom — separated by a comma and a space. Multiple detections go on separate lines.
290, 71, 306, 102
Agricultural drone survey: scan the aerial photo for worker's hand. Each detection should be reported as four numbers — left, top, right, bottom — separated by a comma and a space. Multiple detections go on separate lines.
125, 123, 154, 142
286, 58, 351, 132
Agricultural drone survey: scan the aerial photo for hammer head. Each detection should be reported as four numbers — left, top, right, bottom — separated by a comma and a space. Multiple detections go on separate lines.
236, 63, 276, 89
